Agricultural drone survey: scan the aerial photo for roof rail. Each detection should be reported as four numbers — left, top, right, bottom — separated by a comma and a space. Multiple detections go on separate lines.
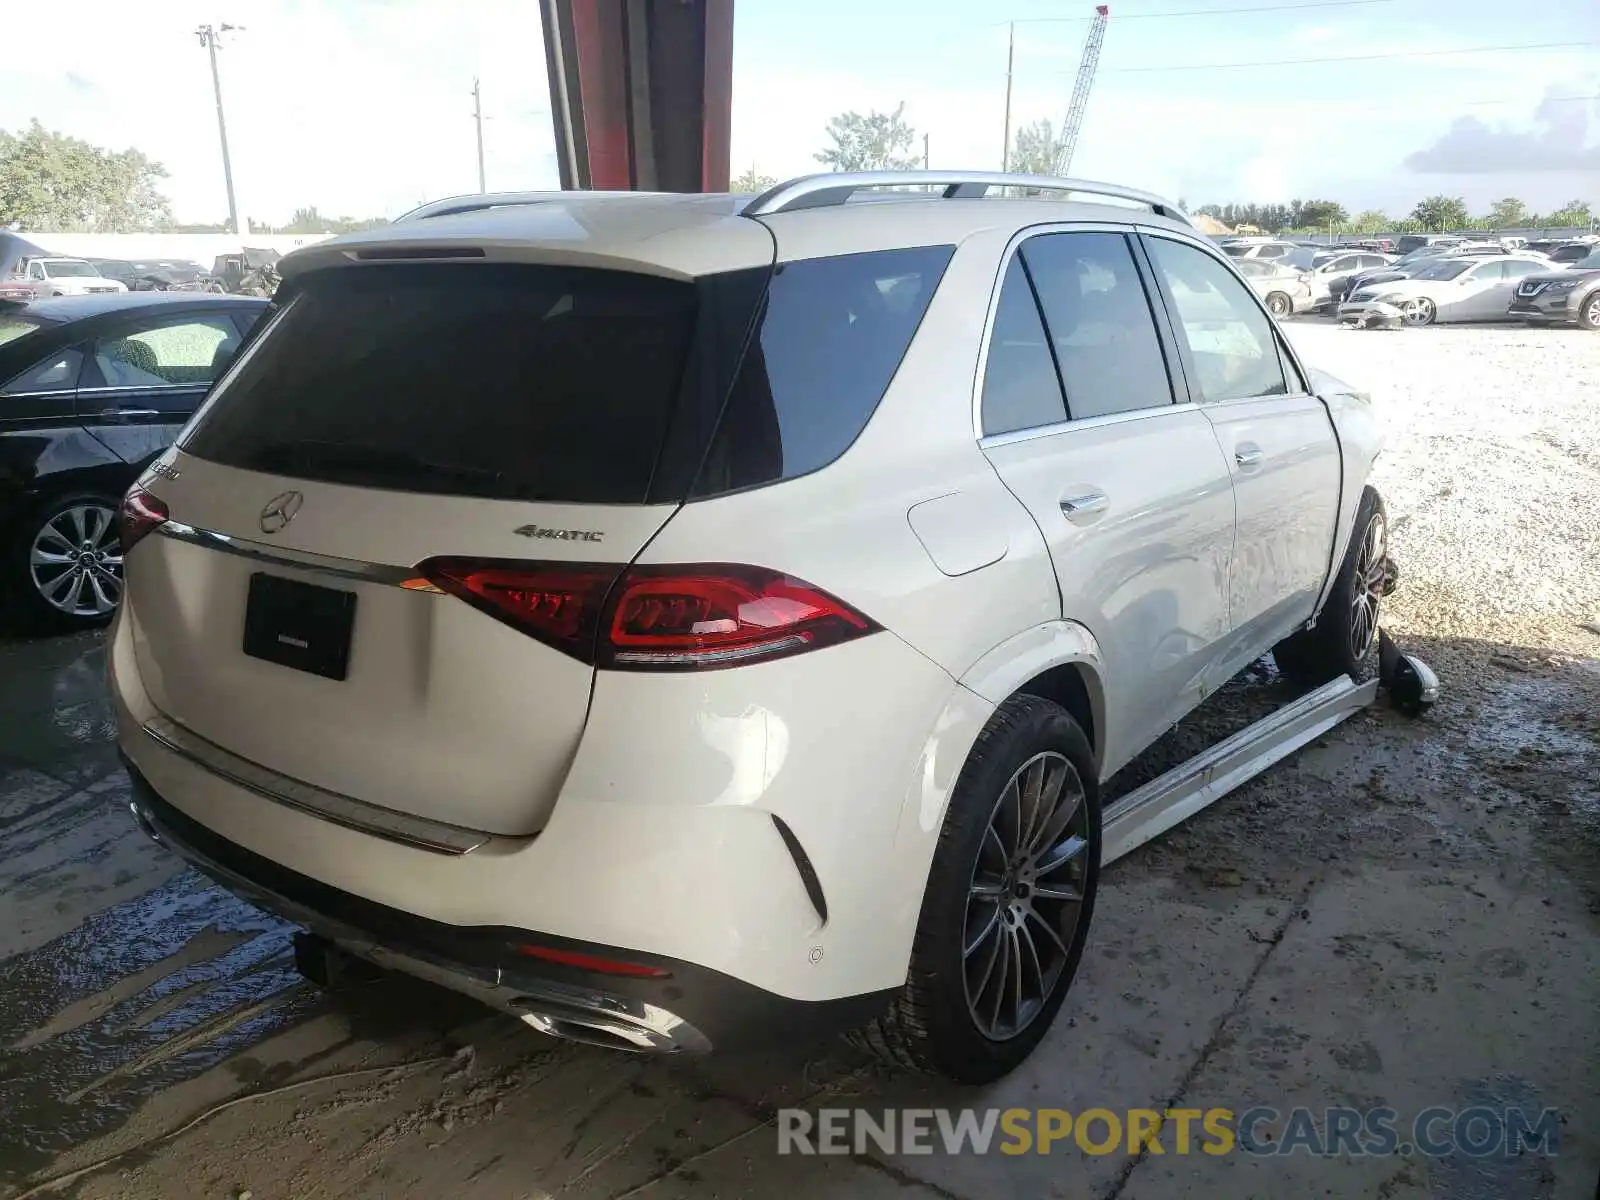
393, 190, 669, 223
742, 171, 1190, 225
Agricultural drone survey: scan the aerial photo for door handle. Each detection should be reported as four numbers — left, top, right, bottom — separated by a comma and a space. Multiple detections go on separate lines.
1060, 490, 1109, 522
98, 408, 160, 419
1234, 445, 1264, 469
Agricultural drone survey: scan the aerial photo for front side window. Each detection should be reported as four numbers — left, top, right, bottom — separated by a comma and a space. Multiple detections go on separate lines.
93, 316, 240, 387
1144, 236, 1287, 404
1020, 231, 1173, 420
980, 257, 1066, 436
27, 262, 45, 281
2, 348, 82, 395
1501, 260, 1542, 279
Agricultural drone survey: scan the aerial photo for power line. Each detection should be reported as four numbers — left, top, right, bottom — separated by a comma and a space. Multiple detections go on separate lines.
1101, 39, 1598, 72
1005, 0, 1402, 23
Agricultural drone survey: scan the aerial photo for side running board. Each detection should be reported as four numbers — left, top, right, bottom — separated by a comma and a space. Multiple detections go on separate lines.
1102, 675, 1379, 864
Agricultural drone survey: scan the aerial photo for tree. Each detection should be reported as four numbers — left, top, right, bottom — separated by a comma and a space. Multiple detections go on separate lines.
252, 207, 388, 234
815, 103, 920, 173
1538, 199, 1593, 229
1350, 209, 1389, 235
731, 166, 777, 194
1484, 197, 1529, 229
0, 120, 173, 232
1297, 200, 1349, 230
1008, 120, 1066, 176
1410, 195, 1468, 232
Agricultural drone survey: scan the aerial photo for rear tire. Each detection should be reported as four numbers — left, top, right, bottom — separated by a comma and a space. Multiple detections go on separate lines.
1273, 486, 1386, 685
1266, 291, 1292, 318
853, 695, 1100, 1083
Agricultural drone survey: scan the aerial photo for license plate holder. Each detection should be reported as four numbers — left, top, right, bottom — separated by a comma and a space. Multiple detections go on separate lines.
242, 573, 357, 681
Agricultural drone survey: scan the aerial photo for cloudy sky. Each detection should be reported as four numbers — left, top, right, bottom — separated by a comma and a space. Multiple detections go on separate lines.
3, 0, 1596, 225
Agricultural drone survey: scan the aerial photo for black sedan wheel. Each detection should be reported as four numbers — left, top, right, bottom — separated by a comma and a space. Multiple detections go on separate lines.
11, 494, 125, 628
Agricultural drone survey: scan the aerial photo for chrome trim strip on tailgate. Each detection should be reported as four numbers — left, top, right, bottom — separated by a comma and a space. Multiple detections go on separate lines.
141, 715, 494, 855
154, 522, 442, 591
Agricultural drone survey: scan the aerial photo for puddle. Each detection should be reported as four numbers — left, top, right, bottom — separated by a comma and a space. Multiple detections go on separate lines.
0, 871, 307, 1186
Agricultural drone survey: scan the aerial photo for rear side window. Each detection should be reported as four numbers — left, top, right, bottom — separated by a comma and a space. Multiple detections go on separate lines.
980, 257, 1066, 436
1019, 232, 1173, 420
183, 264, 700, 503
93, 315, 240, 387
690, 246, 953, 498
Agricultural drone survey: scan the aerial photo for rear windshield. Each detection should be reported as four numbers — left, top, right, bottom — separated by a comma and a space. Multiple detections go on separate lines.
184, 248, 954, 506
182, 263, 701, 503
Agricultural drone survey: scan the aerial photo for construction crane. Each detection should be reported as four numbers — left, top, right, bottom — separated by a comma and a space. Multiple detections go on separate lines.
1053, 5, 1110, 176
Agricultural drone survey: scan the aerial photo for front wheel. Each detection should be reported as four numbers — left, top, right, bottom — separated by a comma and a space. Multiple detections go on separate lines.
1581, 293, 1600, 331
1274, 487, 1387, 685
853, 695, 1101, 1083
1266, 291, 1292, 318
1401, 297, 1437, 326
9, 493, 125, 630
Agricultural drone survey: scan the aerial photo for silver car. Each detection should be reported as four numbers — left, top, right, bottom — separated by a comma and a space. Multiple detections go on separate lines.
1233, 258, 1314, 317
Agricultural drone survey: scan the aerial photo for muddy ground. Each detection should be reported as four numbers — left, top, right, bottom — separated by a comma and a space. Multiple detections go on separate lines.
1, 321, 1597, 1199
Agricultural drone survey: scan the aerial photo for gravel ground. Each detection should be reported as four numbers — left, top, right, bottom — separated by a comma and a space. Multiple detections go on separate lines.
2, 321, 1597, 1200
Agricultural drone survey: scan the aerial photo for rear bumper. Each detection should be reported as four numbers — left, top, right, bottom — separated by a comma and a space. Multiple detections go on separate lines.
109, 593, 990, 1016
124, 754, 893, 1052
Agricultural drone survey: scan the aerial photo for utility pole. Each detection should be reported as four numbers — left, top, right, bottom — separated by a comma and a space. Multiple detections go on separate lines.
1001, 21, 1015, 171
923, 133, 930, 169
195, 24, 242, 235
472, 78, 487, 193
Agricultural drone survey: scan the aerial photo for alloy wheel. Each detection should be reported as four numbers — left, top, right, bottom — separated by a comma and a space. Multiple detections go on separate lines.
29, 503, 124, 617
963, 751, 1091, 1041
1402, 298, 1435, 326
1349, 511, 1386, 661
1583, 295, 1600, 329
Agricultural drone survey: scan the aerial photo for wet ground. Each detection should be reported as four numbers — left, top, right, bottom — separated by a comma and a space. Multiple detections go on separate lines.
3, 617, 1597, 1200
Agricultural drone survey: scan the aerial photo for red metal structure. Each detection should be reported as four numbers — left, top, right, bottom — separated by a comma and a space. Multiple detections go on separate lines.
539, 0, 734, 192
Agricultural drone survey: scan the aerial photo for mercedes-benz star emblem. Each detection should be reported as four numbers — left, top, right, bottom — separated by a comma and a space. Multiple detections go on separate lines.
259, 490, 304, 535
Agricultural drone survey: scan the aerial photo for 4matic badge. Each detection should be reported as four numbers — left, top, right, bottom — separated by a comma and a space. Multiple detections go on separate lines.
513, 525, 604, 543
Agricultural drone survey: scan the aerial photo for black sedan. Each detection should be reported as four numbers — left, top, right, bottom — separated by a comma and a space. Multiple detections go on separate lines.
1, 292, 268, 628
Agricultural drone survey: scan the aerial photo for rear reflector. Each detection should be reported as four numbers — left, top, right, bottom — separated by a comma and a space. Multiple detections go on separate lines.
419, 559, 877, 671
513, 943, 671, 978
119, 485, 169, 553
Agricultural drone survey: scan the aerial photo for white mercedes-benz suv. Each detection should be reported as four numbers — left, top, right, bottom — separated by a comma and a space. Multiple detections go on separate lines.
111, 172, 1388, 1083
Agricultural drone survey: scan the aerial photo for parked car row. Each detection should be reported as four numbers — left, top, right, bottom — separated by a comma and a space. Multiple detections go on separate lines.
1336, 246, 1600, 328
1219, 233, 1600, 329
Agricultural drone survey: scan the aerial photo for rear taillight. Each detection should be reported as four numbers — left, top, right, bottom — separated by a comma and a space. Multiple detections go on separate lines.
119, 485, 169, 553
419, 559, 877, 671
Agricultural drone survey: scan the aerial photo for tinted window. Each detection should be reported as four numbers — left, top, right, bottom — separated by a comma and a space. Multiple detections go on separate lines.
980, 257, 1066, 436
185, 264, 703, 503
93, 315, 240, 386
1021, 232, 1172, 420
1145, 237, 1287, 404
1416, 261, 1469, 280
690, 246, 953, 497
3, 347, 82, 394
